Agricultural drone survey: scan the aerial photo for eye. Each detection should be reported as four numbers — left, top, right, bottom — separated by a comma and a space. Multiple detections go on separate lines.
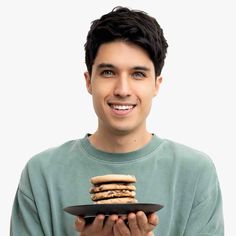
101, 70, 115, 78
132, 71, 146, 79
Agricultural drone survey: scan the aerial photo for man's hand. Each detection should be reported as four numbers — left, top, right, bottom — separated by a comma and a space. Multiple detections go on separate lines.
75, 214, 118, 236
75, 211, 158, 236
113, 211, 158, 236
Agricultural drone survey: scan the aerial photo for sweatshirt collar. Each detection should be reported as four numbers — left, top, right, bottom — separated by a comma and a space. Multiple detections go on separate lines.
80, 134, 162, 163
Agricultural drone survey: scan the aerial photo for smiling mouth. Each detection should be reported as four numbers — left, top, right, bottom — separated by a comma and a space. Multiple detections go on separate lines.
108, 104, 136, 111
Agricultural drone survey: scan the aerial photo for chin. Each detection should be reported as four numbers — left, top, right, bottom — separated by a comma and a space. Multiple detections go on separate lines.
110, 126, 137, 136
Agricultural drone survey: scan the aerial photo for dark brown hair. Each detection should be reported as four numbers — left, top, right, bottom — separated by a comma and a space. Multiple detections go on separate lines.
84, 6, 168, 77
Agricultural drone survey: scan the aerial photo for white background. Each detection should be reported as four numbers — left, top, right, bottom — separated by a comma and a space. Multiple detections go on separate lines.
0, 0, 235, 235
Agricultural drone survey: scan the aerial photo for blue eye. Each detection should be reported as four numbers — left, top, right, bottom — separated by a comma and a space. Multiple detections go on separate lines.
101, 70, 115, 78
132, 71, 146, 79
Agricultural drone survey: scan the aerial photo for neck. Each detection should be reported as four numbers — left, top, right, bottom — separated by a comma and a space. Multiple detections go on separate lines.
89, 128, 152, 153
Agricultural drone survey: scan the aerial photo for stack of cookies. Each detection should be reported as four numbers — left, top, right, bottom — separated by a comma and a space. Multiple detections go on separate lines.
90, 174, 138, 204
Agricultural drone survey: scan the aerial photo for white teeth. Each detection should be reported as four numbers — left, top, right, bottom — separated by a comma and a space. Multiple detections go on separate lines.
112, 105, 134, 110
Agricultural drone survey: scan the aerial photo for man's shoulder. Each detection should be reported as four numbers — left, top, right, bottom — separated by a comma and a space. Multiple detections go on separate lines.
156, 137, 219, 187
26, 138, 84, 167
159, 137, 215, 170
18, 138, 85, 197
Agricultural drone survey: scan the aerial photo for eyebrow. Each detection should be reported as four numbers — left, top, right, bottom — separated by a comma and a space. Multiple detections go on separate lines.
132, 66, 150, 71
97, 63, 150, 71
97, 63, 115, 69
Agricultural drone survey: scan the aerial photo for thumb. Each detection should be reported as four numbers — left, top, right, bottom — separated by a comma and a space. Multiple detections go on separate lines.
75, 216, 86, 232
148, 213, 159, 227
147, 232, 155, 236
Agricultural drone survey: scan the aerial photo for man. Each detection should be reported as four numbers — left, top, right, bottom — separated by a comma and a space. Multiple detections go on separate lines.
11, 6, 224, 236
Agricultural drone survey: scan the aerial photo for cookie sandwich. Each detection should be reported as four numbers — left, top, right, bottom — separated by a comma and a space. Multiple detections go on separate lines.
90, 174, 138, 204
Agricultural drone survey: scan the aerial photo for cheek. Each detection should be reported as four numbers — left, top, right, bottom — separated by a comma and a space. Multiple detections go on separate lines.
139, 86, 155, 102
92, 89, 106, 104
91, 89, 107, 114
139, 91, 155, 113
92, 96, 104, 119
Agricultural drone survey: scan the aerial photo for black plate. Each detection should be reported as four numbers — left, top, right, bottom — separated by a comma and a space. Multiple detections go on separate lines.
64, 203, 163, 218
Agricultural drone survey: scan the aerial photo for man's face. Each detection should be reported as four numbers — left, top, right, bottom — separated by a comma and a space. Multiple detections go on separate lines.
85, 41, 162, 135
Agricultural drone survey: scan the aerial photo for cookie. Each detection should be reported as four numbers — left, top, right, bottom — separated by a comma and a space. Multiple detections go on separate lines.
89, 174, 138, 204
90, 174, 136, 185
94, 197, 138, 204
90, 183, 136, 193
91, 190, 136, 201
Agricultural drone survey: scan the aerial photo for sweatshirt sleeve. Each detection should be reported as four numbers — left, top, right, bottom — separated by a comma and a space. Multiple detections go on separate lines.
10, 188, 44, 236
183, 158, 224, 236
10, 161, 45, 236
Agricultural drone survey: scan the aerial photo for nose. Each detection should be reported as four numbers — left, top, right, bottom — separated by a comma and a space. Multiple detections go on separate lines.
113, 76, 131, 97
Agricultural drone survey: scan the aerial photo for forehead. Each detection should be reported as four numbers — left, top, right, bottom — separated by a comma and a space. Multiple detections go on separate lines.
93, 41, 154, 70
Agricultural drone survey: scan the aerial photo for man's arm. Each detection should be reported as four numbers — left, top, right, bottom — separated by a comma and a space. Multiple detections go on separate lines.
10, 188, 44, 236
184, 161, 224, 235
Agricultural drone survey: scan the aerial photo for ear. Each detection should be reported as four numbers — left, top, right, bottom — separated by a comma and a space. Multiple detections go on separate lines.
153, 76, 163, 97
84, 72, 92, 94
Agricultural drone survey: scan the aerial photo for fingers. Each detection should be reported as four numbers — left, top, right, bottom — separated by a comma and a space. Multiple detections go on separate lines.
92, 214, 105, 231
103, 214, 118, 234
127, 211, 158, 235
74, 216, 86, 232
136, 211, 158, 232
75, 214, 119, 235
128, 212, 141, 235
74, 214, 104, 233
113, 218, 130, 236
146, 232, 155, 236
75, 212, 158, 235
114, 212, 149, 236
147, 212, 159, 227
113, 221, 121, 236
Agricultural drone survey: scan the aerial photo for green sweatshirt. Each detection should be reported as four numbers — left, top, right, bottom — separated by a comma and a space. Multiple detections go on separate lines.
10, 134, 224, 235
